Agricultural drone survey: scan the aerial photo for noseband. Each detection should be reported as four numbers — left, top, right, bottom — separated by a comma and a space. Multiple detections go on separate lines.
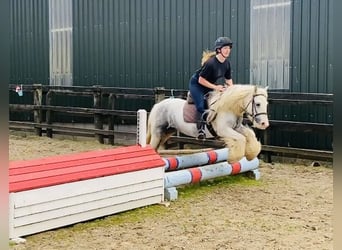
244, 93, 268, 123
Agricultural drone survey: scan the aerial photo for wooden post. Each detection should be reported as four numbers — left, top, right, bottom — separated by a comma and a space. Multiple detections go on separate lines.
33, 84, 43, 136
107, 93, 115, 145
45, 91, 54, 138
154, 87, 165, 103
93, 86, 104, 144
262, 129, 272, 163
177, 131, 185, 149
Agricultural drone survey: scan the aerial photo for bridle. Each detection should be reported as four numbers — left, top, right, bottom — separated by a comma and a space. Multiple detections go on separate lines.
205, 88, 268, 137
244, 93, 268, 123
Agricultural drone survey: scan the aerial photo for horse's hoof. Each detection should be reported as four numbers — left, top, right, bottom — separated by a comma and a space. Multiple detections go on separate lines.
227, 159, 238, 164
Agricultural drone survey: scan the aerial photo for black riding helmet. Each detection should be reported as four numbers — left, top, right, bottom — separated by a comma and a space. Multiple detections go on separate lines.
214, 37, 233, 51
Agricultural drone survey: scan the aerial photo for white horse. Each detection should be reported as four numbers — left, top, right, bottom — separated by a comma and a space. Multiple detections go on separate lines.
146, 84, 269, 163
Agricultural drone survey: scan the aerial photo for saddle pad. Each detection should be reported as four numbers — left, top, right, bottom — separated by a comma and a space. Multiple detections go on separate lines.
183, 102, 197, 123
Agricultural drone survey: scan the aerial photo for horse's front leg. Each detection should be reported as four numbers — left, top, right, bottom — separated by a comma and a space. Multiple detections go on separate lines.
219, 128, 247, 164
235, 125, 261, 161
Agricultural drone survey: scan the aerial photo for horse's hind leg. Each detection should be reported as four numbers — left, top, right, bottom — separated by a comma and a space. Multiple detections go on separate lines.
158, 128, 177, 150
149, 128, 163, 149
149, 126, 177, 150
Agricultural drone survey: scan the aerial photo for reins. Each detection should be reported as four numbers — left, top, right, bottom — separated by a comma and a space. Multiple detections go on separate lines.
204, 91, 223, 138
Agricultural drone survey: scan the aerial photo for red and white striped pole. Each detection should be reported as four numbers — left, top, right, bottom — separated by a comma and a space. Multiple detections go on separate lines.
164, 157, 260, 200
163, 148, 229, 171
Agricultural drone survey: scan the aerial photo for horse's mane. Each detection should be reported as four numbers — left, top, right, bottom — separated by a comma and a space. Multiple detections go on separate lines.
201, 50, 216, 66
208, 84, 267, 117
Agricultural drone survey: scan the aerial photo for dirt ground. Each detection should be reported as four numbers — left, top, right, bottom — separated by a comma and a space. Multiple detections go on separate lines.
9, 133, 333, 250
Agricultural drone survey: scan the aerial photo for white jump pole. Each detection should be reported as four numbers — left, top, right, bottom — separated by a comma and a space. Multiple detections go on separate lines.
136, 109, 147, 147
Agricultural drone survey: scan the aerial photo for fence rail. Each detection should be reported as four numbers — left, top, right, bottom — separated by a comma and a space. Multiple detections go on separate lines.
9, 84, 333, 162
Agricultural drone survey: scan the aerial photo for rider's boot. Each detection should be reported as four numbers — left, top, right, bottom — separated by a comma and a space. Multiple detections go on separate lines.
196, 112, 207, 140
197, 120, 206, 140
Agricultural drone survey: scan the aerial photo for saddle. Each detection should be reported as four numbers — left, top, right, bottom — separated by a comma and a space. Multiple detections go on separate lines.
183, 91, 219, 138
183, 92, 199, 123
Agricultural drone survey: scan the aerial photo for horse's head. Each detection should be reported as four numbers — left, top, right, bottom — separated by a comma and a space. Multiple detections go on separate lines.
207, 84, 270, 129
244, 86, 269, 130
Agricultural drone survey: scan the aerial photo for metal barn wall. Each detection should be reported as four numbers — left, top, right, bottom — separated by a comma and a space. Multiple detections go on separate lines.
10, 0, 49, 122
269, 0, 333, 150
291, 0, 333, 93
10, 0, 49, 85
10, 0, 333, 93
49, 0, 73, 86
72, 0, 251, 89
250, 0, 292, 90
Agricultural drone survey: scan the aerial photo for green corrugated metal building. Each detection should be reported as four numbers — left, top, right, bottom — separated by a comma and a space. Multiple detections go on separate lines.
10, 0, 334, 150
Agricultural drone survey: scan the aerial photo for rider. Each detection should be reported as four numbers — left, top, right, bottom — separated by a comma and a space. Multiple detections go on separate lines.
189, 36, 234, 140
